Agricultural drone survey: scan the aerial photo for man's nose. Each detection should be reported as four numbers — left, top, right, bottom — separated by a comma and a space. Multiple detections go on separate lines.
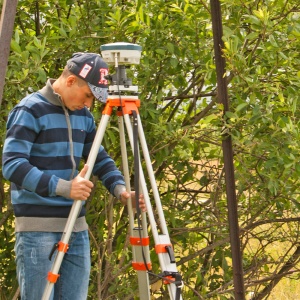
84, 98, 93, 108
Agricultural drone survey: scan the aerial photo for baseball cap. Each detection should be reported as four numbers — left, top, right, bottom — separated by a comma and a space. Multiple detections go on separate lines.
67, 52, 109, 103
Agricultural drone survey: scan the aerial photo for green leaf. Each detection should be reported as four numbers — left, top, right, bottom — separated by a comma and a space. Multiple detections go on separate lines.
14, 29, 20, 44
10, 40, 22, 54
170, 57, 178, 68
236, 102, 248, 112
33, 36, 41, 48
246, 32, 259, 40
155, 48, 165, 55
166, 42, 175, 54
58, 27, 68, 37
269, 35, 278, 47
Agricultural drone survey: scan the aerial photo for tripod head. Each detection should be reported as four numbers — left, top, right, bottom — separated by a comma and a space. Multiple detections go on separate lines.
100, 42, 142, 95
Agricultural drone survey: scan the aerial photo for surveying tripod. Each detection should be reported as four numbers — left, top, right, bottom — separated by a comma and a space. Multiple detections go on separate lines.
42, 43, 183, 300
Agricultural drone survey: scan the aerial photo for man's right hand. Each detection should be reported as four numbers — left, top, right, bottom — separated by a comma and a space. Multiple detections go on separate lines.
70, 164, 94, 200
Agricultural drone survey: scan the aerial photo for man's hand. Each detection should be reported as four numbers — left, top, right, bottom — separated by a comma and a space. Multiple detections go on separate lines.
70, 164, 94, 200
120, 191, 147, 212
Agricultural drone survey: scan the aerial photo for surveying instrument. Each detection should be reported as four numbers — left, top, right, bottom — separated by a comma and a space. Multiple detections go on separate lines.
42, 42, 183, 300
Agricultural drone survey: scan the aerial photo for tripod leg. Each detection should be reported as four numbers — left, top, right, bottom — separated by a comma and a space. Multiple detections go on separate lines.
136, 115, 169, 233
42, 114, 111, 300
136, 115, 183, 300
123, 113, 183, 300
123, 115, 157, 235
118, 115, 151, 300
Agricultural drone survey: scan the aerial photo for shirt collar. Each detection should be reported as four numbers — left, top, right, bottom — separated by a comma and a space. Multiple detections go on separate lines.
38, 79, 63, 107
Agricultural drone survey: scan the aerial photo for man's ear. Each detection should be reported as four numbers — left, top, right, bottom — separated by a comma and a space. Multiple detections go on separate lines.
66, 75, 76, 87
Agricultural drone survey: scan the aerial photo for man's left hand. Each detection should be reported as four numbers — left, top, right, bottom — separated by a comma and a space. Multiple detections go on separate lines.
120, 191, 147, 212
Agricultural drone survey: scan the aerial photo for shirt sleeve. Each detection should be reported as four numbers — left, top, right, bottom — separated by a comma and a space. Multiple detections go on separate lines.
2, 105, 59, 197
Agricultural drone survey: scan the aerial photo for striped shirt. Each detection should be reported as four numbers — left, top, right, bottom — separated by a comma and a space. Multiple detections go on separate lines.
2, 79, 125, 232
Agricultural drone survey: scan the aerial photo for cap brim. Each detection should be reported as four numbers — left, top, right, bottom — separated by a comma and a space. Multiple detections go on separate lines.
88, 83, 108, 103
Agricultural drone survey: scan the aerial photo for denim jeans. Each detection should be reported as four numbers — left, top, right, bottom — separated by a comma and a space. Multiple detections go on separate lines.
15, 230, 90, 300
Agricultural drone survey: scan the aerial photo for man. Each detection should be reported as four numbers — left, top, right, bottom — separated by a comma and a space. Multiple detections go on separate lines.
2, 52, 146, 299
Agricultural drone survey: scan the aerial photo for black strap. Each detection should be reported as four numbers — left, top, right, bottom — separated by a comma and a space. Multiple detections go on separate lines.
132, 110, 140, 216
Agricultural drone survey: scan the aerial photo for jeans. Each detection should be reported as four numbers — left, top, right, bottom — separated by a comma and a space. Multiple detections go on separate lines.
15, 230, 90, 300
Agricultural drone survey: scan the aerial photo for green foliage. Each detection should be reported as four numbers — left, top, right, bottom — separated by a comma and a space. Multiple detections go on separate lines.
1, 0, 300, 299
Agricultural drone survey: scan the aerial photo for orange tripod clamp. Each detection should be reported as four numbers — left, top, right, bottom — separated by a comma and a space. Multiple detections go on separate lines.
102, 98, 141, 116
47, 272, 60, 283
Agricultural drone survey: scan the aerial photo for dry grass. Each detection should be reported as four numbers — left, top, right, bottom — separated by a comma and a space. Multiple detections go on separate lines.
268, 278, 300, 299
244, 221, 300, 300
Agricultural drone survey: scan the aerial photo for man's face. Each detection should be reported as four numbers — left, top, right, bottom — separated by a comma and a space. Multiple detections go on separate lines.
62, 75, 95, 111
